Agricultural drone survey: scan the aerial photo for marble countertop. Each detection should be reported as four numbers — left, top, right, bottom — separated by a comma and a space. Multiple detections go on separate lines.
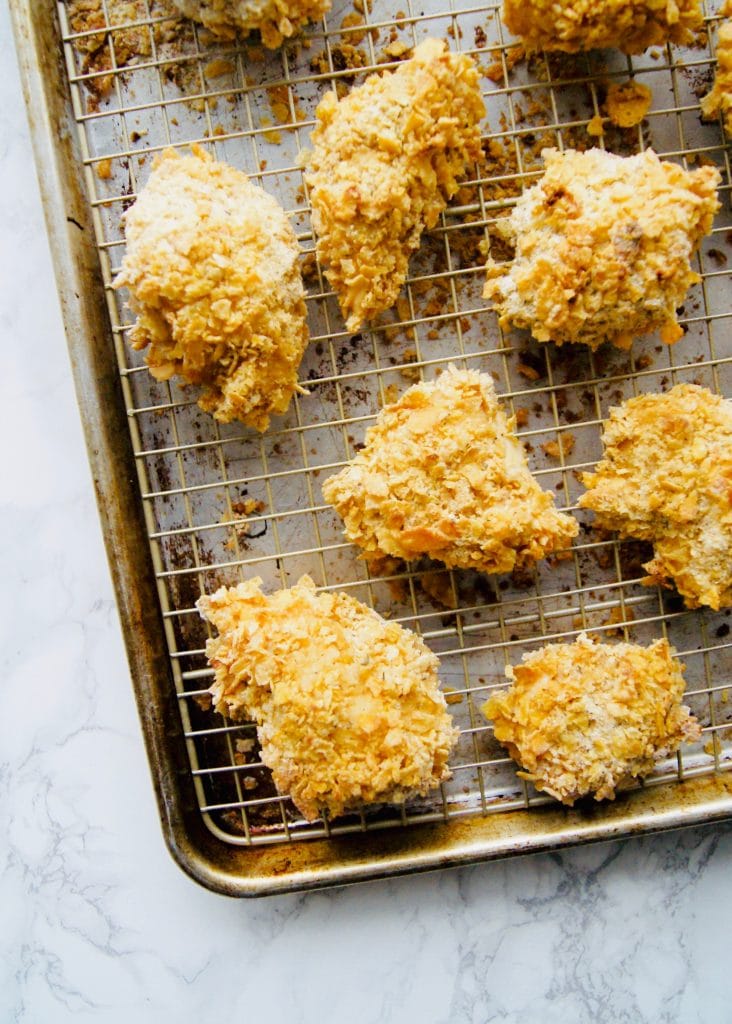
3, 8, 732, 1021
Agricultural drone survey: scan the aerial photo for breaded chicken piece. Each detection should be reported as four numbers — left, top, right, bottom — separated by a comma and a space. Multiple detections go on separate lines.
115, 146, 308, 431
701, 0, 732, 137
171, 0, 329, 47
322, 366, 578, 575
197, 576, 458, 821
502, 0, 702, 53
305, 39, 485, 333
483, 633, 701, 805
580, 384, 732, 610
485, 148, 720, 351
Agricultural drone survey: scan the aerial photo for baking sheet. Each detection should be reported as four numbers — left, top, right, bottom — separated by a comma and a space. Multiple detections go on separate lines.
51, 0, 732, 850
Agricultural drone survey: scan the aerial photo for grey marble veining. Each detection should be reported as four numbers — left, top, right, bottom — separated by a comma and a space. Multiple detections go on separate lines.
2, 7, 732, 1022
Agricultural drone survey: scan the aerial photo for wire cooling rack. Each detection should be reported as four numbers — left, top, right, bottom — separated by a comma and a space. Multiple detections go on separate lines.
58, 0, 732, 845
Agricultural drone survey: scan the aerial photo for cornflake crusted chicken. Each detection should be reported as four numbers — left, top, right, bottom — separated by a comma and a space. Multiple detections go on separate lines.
322, 367, 578, 574
305, 39, 485, 332
580, 383, 732, 610
170, 0, 329, 47
197, 577, 458, 821
701, 0, 732, 137
485, 148, 720, 350
502, 0, 702, 53
483, 634, 701, 805
115, 146, 308, 431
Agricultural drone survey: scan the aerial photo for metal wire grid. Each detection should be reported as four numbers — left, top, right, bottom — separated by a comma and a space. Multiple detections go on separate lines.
57, 0, 732, 845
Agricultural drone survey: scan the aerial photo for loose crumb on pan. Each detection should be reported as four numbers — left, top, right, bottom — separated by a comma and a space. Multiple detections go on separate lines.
701, 0, 732, 136
483, 633, 701, 805
170, 0, 331, 48
322, 365, 578, 575
484, 147, 720, 350
67, 0, 187, 107
605, 80, 653, 127
501, 0, 703, 54
197, 576, 458, 821
114, 145, 308, 431
580, 383, 732, 610
305, 38, 485, 333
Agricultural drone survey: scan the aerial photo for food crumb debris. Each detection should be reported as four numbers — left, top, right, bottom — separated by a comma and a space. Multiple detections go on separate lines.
309, 44, 368, 76
605, 80, 653, 127
515, 406, 529, 427
340, 11, 369, 43
383, 39, 412, 59
204, 57, 234, 78
587, 113, 606, 136
517, 361, 542, 381
260, 116, 282, 144
400, 348, 421, 382
243, 776, 258, 790
232, 498, 266, 517
444, 687, 464, 705
421, 570, 458, 609
542, 433, 575, 459
605, 603, 634, 635
484, 44, 525, 83
96, 158, 113, 179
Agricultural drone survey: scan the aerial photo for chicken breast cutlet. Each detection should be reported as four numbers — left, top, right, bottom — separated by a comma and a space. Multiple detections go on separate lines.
483, 633, 700, 805
114, 146, 308, 431
322, 366, 578, 575
701, 0, 732, 136
197, 576, 458, 821
485, 148, 720, 350
580, 383, 732, 610
502, 0, 702, 53
171, 0, 329, 47
305, 39, 484, 333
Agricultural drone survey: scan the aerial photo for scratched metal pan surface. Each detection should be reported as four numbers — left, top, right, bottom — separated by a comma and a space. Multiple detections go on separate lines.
10, 0, 732, 895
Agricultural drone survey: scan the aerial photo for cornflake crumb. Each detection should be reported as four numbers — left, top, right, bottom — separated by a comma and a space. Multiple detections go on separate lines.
605, 80, 653, 127
96, 158, 113, 179
542, 433, 575, 459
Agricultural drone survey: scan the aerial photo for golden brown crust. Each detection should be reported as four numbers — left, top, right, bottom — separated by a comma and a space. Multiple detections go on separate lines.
701, 0, 732, 136
197, 576, 458, 821
171, 0, 329, 46
115, 146, 308, 431
483, 634, 700, 805
502, 0, 702, 54
322, 366, 578, 574
485, 148, 720, 350
305, 39, 485, 332
580, 383, 732, 610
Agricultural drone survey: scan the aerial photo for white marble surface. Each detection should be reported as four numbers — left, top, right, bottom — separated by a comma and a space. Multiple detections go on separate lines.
3, 7, 732, 1021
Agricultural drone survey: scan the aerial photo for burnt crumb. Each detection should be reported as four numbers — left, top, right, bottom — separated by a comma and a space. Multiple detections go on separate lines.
474, 24, 487, 48
510, 566, 536, 589
707, 248, 728, 267
716, 622, 730, 638
617, 539, 654, 581
309, 44, 368, 77
516, 348, 546, 381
